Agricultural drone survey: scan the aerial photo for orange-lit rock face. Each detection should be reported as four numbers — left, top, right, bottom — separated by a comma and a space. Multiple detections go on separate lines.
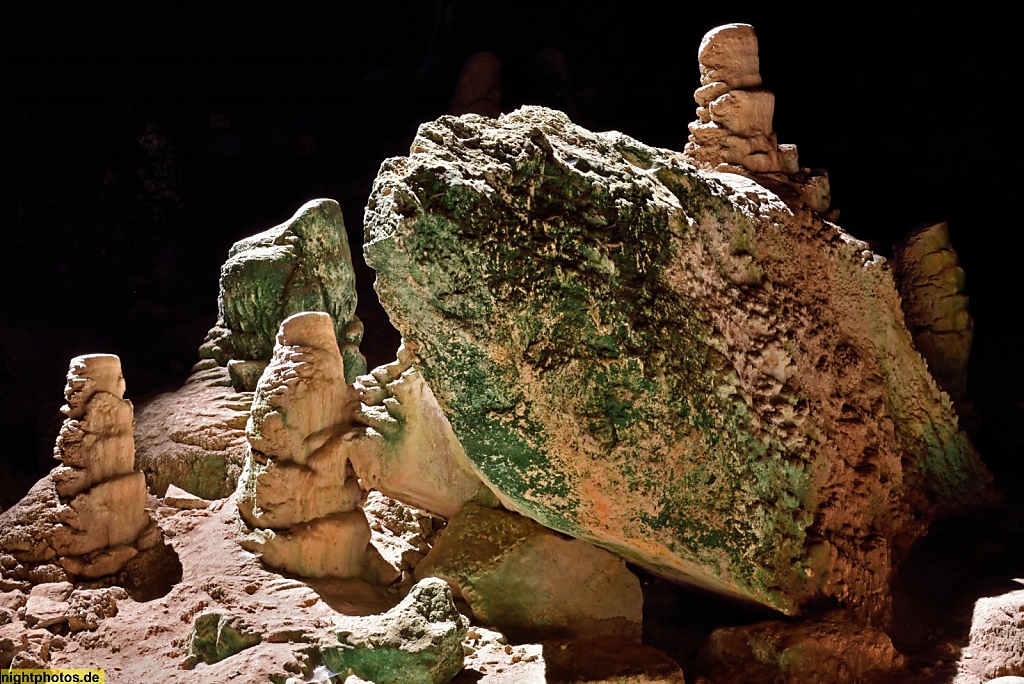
365, 105, 993, 621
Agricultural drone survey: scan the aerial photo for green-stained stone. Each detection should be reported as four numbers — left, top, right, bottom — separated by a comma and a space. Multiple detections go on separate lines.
364, 106, 992, 620
201, 198, 367, 383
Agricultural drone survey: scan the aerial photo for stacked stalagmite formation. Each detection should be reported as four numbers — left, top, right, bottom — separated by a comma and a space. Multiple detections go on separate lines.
200, 199, 367, 387
236, 312, 373, 578
50, 355, 151, 578
684, 23, 831, 213
891, 222, 974, 403
0, 355, 154, 582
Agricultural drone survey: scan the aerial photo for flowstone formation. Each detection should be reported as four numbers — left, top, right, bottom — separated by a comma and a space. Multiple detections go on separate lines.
353, 343, 492, 519
200, 198, 367, 385
236, 312, 372, 579
0, 355, 156, 582
363, 104, 992, 620
684, 23, 831, 214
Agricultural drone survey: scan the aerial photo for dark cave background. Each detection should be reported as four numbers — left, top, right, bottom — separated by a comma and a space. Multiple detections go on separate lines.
1, 1, 1020, 505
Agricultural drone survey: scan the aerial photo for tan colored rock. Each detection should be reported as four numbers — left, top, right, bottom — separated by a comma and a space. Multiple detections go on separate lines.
237, 312, 371, 579
353, 343, 490, 519
954, 589, 1024, 684
416, 505, 643, 642
51, 472, 149, 557
0, 355, 155, 582
685, 24, 827, 211
62, 354, 126, 421
163, 484, 210, 511
134, 360, 251, 500
237, 435, 363, 529
892, 222, 973, 402
247, 312, 359, 465
697, 23, 761, 90
245, 511, 371, 579
24, 582, 72, 628
65, 586, 126, 632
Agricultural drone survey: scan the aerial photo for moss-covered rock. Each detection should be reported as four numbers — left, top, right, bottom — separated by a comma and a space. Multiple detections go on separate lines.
320, 577, 468, 684
364, 106, 993, 620
200, 198, 367, 383
415, 504, 643, 642
185, 611, 262, 667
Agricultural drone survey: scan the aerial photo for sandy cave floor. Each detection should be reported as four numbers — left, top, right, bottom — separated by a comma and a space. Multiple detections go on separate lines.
40, 497, 543, 684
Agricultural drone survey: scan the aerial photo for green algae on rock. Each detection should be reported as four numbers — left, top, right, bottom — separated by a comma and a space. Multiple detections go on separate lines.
200, 198, 367, 383
363, 106, 993, 620
320, 577, 468, 684
415, 504, 643, 642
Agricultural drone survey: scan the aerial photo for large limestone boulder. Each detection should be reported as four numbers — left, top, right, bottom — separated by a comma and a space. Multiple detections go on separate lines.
415, 505, 643, 642
363, 105, 992, 620
200, 198, 367, 383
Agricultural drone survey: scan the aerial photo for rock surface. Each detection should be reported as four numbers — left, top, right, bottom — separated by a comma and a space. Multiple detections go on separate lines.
697, 616, 905, 683
416, 504, 643, 642
0, 355, 153, 581
134, 360, 251, 500
236, 312, 372, 579
363, 105, 992, 619
892, 221, 974, 403
320, 577, 469, 684
954, 588, 1024, 684
352, 343, 491, 519
200, 198, 367, 383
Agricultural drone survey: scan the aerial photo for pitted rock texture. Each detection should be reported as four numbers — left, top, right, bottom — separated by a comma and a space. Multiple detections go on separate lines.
320, 577, 469, 684
134, 360, 250, 500
236, 312, 372, 579
892, 221, 974, 403
363, 105, 992, 619
415, 504, 643, 642
200, 198, 367, 383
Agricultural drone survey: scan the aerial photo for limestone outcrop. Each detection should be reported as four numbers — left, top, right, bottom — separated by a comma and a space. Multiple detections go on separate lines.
0, 355, 156, 582
134, 360, 251, 500
200, 199, 367, 384
236, 312, 372, 579
364, 105, 993, 620
892, 221, 974, 403
684, 23, 831, 213
415, 505, 643, 642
